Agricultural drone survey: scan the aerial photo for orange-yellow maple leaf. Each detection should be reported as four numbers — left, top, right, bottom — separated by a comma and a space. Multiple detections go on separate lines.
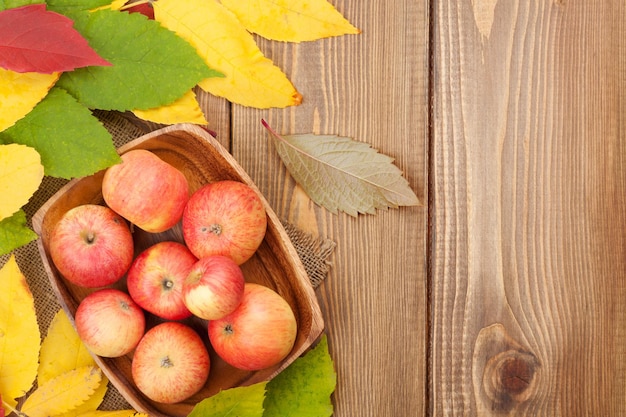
0, 143, 44, 221
154, 0, 302, 109
220, 0, 360, 42
0, 255, 40, 414
133, 89, 208, 125
0, 68, 59, 131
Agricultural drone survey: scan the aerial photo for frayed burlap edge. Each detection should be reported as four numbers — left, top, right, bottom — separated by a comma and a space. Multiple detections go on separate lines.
281, 221, 336, 289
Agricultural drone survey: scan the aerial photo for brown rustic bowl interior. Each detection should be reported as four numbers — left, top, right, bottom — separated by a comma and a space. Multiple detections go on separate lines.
32, 124, 324, 417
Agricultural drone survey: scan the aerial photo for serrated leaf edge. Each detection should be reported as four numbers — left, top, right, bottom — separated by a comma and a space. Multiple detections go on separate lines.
262, 120, 421, 216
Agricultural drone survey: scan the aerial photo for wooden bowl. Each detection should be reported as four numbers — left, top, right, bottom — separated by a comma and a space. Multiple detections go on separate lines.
32, 124, 325, 417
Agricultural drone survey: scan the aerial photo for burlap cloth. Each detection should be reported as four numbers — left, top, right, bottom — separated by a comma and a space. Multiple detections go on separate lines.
4, 111, 335, 411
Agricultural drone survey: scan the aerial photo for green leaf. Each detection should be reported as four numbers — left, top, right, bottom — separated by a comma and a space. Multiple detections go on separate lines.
187, 335, 336, 417
0, 0, 43, 12
0, 210, 37, 255
264, 335, 336, 417
188, 382, 266, 417
1, 87, 120, 179
46, 0, 112, 14
56, 9, 222, 111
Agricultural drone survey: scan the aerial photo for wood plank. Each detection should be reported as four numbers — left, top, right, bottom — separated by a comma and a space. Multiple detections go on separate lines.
224, 1, 429, 415
193, 87, 232, 150
431, 1, 626, 415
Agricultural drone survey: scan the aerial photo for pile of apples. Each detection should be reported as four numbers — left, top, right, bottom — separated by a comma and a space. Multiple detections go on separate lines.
48, 149, 298, 404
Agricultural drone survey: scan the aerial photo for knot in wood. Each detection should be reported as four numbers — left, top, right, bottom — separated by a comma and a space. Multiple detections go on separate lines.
483, 349, 539, 410
498, 355, 533, 394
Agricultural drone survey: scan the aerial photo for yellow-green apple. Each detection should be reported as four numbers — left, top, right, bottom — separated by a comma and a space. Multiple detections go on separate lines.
127, 241, 197, 320
102, 149, 189, 233
182, 180, 267, 265
49, 204, 134, 288
208, 283, 297, 371
132, 322, 210, 404
182, 255, 245, 320
75, 288, 145, 358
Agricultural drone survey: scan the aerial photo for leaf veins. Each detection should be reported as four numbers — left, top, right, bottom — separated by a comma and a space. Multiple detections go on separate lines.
263, 120, 421, 216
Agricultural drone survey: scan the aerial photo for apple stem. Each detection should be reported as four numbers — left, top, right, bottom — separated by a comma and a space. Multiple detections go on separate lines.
80, 230, 97, 245
203, 224, 222, 236
120, 0, 151, 11
163, 278, 174, 290
161, 356, 174, 368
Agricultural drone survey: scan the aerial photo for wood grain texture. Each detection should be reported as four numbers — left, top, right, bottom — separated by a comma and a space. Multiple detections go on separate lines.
201, 0, 430, 415
431, 1, 626, 415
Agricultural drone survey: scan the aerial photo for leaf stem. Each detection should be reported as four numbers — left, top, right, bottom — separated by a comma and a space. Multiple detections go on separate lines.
2, 399, 27, 417
120, 0, 151, 11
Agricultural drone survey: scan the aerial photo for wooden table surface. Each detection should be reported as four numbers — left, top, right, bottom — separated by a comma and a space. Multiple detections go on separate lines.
142, 1, 625, 415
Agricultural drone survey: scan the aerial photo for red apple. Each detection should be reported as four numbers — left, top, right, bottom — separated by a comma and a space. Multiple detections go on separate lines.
102, 149, 189, 233
127, 241, 197, 320
208, 283, 297, 371
75, 288, 145, 358
183, 255, 245, 320
182, 180, 267, 265
132, 322, 210, 404
49, 204, 134, 288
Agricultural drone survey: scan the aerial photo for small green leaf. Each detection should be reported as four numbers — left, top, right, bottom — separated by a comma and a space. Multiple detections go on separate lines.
0, 0, 43, 12
0, 210, 37, 255
46, 0, 112, 14
1, 87, 120, 179
264, 335, 336, 417
57, 9, 222, 111
187, 335, 336, 417
188, 382, 266, 417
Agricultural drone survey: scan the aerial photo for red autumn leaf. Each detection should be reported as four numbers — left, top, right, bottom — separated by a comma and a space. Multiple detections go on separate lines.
0, 4, 111, 74
126, 2, 155, 20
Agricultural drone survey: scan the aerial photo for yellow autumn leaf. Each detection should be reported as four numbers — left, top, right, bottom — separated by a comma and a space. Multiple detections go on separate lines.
77, 411, 149, 417
154, 0, 302, 109
39, 310, 109, 417
220, 0, 360, 42
0, 68, 59, 131
0, 143, 45, 221
132, 89, 208, 125
38, 310, 94, 386
21, 366, 102, 417
54, 379, 109, 417
0, 255, 40, 414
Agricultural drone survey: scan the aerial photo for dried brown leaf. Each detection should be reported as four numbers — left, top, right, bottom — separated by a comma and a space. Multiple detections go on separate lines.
263, 120, 421, 216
